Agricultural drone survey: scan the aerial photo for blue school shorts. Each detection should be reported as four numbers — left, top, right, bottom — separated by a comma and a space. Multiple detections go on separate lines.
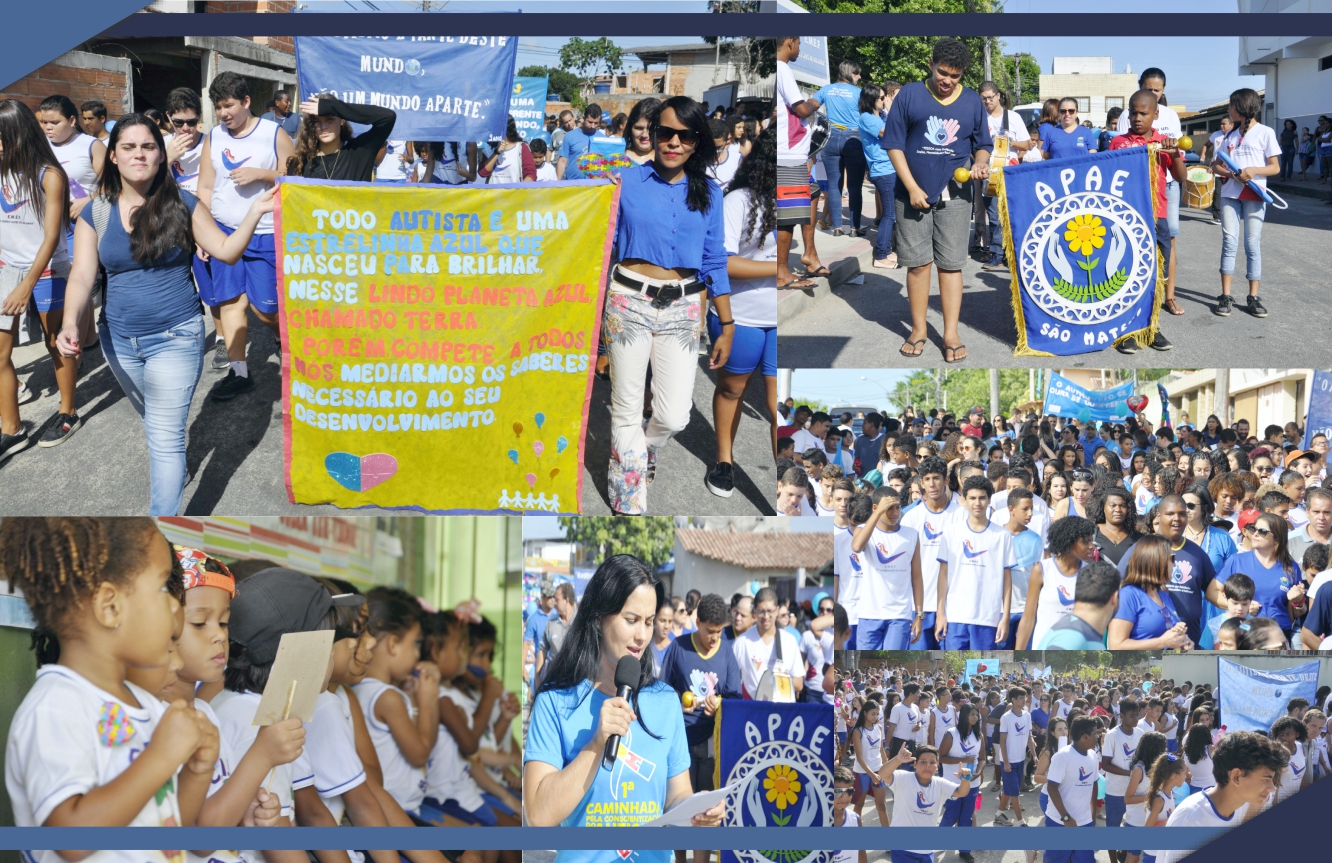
708, 314, 776, 377
481, 792, 516, 816
1041, 827, 1096, 863
909, 613, 938, 649
1104, 793, 1126, 827
944, 623, 997, 650
1002, 759, 1025, 796
837, 730, 847, 747
891, 854, 932, 863
857, 618, 914, 650
206, 225, 277, 314
32, 276, 66, 313
422, 796, 498, 827
191, 251, 214, 304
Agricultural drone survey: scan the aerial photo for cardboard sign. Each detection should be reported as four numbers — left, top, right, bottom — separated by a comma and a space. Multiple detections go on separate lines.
252, 630, 335, 725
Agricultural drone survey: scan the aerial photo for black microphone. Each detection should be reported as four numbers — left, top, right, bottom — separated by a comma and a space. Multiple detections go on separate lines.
602, 653, 641, 769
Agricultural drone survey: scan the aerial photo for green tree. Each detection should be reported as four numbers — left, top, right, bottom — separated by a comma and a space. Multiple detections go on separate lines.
558, 37, 625, 94
998, 52, 1043, 106
790, 396, 831, 415
517, 65, 582, 108
557, 517, 675, 569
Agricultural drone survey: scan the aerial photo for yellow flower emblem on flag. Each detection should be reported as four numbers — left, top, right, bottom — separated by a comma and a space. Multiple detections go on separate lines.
764, 763, 802, 810
1063, 214, 1106, 256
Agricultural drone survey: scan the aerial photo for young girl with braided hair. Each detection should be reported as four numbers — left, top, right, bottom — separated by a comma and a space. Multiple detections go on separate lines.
0, 517, 215, 856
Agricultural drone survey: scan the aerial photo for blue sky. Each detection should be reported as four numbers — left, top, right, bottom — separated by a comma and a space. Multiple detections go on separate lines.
297, 1, 717, 13
787, 368, 920, 412
993, 33, 1263, 112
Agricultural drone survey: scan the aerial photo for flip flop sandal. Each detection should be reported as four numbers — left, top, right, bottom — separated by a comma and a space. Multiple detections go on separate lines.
802, 265, 833, 278
1166, 298, 1185, 316
899, 338, 927, 358
778, 278, 818, 290
943, 344, 968, 364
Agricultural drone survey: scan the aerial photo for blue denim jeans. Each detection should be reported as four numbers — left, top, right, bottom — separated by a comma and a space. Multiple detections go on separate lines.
868, 172, 897, 260
820, 126, 866, 231
1219, 197, 1266, 281
985, 193, 1003, 261
100, 314, 206, 515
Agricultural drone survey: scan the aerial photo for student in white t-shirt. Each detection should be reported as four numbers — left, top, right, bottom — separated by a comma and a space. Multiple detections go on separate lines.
888, 683, 927, 759
1270, 716, 1311, 804
1211, 88, 1282, 320
996, 687, 1035, 826
1, 522, 218, 853
733, 587, 805, 699
835, 486, 869, 647
1044, 718, 1102, 863
1101, 699, 1145, 829
849, 701, 888, 825
936, 476, 1015, 650
1147, 731, 1290, 863
882, 743, 973, 863
852, 487, 924, 650
900, 455, 962, 649
831, 765, 867, 863
529, 138, 559, 182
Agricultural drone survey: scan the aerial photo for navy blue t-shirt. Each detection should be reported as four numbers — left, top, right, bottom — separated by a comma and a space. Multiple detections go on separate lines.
1117, 538, 1215, 645
659, 632, 743, 746
882, 81, 992, 204
80, 191, 204, 339
1042, 125, 1099, 160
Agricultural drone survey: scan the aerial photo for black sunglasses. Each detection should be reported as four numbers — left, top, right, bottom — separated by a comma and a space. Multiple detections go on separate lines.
171, 118, 200, 128
654, 124, 700, 145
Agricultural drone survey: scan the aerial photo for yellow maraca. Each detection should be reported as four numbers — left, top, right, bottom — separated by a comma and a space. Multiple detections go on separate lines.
1176, 135, 1193, 152
682, 691, 696, 709
953, 166, 972, 184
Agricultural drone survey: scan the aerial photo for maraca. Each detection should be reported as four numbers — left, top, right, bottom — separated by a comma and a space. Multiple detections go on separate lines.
953, 166, 972, 184
1176, 135, 1193, 152
682, 691, 696, 709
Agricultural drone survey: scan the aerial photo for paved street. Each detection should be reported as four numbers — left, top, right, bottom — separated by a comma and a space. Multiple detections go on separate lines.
779, 183, 1332, 370
1, 314, 774, 516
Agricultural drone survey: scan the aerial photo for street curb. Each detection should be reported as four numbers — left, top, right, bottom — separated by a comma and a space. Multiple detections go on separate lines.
777, 239, 874, 326
1269, 180, 1332, 202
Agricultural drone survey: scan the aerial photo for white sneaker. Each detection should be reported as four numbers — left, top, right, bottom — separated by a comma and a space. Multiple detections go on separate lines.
17, 380, 33, 404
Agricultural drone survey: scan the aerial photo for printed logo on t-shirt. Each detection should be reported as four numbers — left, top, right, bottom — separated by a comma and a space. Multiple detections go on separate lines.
923, 521, 944, 541
1077, 766, 1095, 782
962, 540, 988, 560
1292, 761, 1305, 777
1121, 743, 1136, 760
926, 116, 960, 147
59, 163, 90, 199
1057, 584, 1077, 606
874, 544, 908, 566
220, 148, 251, 171
1012, 721, 1027, 734
689, 668, 718, 699
171, 160, 199, 185
916, 789, 932, 811
849, 553, 863, 572
0, 185, 27, 214
1171, 559, 1194, 585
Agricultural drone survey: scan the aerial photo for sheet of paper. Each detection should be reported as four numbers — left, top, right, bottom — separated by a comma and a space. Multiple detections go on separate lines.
642, 782, 738, 827
251, 629, 334, 725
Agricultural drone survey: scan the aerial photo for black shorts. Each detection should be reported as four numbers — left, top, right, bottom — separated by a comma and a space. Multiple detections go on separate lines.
888, 737, 915, 758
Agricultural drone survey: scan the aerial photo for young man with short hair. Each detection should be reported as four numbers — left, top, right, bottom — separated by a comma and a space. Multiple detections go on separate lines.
1044, 717, 1101, 863
936, 476, 1015, 649
1100, 698, 1144, 830
792, 411, 830, 454
836, 492, 873, 649
79, 99, 112, 142
901, 456, 961, 649
556, 103, 606, 180
997, 487, 1044, 650
888, 682, 927, 758
852, 486, 924, 650
995, 687, 1034, 826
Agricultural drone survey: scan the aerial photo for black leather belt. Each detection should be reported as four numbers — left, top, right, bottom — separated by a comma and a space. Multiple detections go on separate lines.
614, 269, 705, 308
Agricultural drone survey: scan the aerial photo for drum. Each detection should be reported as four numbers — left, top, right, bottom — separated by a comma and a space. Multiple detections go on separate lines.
1184, 166, 1214, 209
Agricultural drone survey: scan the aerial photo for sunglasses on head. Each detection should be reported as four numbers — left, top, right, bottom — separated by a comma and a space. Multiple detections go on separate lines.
171, 118, 200, 128
654, 124, 700, 145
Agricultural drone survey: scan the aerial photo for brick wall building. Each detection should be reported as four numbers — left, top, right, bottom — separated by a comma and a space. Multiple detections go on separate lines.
0, 50, 133, 116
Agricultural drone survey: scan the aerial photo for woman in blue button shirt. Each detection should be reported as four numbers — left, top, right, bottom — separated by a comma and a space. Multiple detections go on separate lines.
603, 96, 733, 515
813, 60, 865, 236
1041, 98, 1098, 161
524, 554, 724, 859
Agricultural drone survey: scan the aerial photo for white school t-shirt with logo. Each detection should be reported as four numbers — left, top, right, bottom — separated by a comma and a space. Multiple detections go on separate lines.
208, 116, 281, 232
889, 700, 924, 742
1147, 791, 1250, 863
901, 499, 962, 614
4, 665, 183, 863
999, 708, 1033, 764
941, 727, 982, 783
931, 704, 957, 747
1043, 744, 1100, 826
832, 807, 860, 863
426, 684, 486, 810
722, 187, 778, 328
352, 677, 429, 814
860, 524, 920, 621
48, 132, 100, 201
1217, 124, 1283, 199
169, 132, 205, 193
834, 523, 865, 625
888, 769, 960, 852
1275, 742, 1305, 803
185, 698, 245, 863
1102, 725, 1146, 796
732, 626, 803, 699
938, 520, 1016, 627
307, 690, 369, 823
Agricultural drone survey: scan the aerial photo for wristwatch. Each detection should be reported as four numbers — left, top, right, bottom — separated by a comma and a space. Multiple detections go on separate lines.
1061, 813, 1074, 824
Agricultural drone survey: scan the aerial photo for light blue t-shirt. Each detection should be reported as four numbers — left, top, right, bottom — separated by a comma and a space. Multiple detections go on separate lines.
815, 81, 863, 129
525, 678, 689, 843
858, 112, 895, 178
558, 128, 613, 179
1112, 584, 1182, 642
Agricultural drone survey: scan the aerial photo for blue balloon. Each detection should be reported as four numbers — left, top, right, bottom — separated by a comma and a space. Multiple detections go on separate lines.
556, 436, 568, 454
507, 449, 519, 464
535, 411, 546, 428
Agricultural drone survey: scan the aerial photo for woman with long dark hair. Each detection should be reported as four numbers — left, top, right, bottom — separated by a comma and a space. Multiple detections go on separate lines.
478, 115, 537, 184
938, 702, 985, 840
1090, 485, 1142, 566
603, 95, 733, 514
286, 93, 395, 182
707, 124, 776, 496
1214, 511, 1306, 642
53, 114, 272, 514
850, 698, 888, 822
0, 99, 73, 461
523, 554, 723, 839
1109, 535, 1191, 650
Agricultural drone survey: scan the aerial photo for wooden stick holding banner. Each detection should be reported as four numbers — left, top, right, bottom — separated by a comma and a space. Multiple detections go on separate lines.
251, 630, 334, 795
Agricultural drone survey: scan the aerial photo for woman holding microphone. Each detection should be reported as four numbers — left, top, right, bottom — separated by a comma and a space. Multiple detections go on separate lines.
524, 554, 724, 857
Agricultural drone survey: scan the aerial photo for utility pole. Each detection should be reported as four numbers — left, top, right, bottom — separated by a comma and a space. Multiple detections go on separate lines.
1215, 369, 1231, 426
984, 39, 992, 82
990, 368, 1001, 418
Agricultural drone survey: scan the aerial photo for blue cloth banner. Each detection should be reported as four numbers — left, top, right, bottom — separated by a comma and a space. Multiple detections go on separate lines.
786, 36, 830, 86
1043, 371, 1136, 423
1002, 147, 1162, 355
1217, 658, 1319, 733
1304, 370, 1332, 449
510, 75, 549, 141
1158, 382, 1172, 427
295, 36, 518, 142
717, 699, 832, 863
963, 658, 999, 681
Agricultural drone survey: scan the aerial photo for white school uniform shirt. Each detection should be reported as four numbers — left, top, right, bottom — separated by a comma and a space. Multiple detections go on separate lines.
186, 698, 245, 863
1217, 124, 1282, 199
376, 140, 411, 182
48, 131, 100, 201
832, 808, 860, 863
834, 523, 865, 625
999, 707, 1033, 764
1187, 747, 1215, 789
534, 161, 559, 182
1031, 559, 1085, 650
790, 428, 822, 455
732, 626, 804, 699
1102, 725, 1146, 796
4, 665, 183, 863
860, 525, 920, 622
941, 727, 981, 783
1148, 792, 1250, 863
1275, 743, 1306, 803
900, 499, 963, 614
851, 722, 884, 774
709, 148, 742, 191
1115, 103, 1183, 140
889, 700, 924, 742
815, 494, 837, 517
776, 59, 811, 162
723, 187, 778, 328
307, 690, 369, 823
0, 169, 70, 271
931, 704, 957, 747
208, 116, 281, 232
938, 520, 1016, 627
169, 132, 205, 193
1122, 765, 1150, 826
1043, 744, 1099, 825
351, 677, 428, 814
888, 769, 960, 852
425, 684, 485, 810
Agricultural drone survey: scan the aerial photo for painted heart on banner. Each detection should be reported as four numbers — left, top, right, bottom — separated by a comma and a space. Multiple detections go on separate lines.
325, 452, 399, 492
1127, 395, 1149, 414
